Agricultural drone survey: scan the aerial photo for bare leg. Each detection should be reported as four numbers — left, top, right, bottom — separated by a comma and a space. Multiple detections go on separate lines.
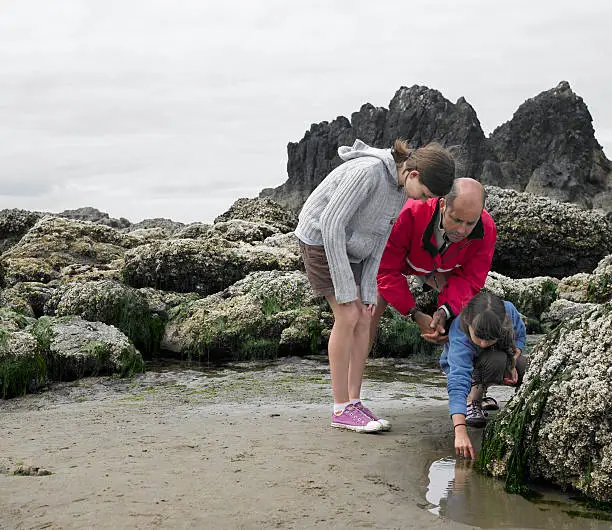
348, 300, 373, 400
326, 296, 360, 404
368, 293, 388, 353
467, 383, 485, 404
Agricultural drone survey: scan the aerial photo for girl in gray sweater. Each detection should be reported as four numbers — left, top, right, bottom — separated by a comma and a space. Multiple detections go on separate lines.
295, 138, 455, 432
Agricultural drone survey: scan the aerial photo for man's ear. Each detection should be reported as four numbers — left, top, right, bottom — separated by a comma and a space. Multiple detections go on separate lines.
439, 197, 446, 210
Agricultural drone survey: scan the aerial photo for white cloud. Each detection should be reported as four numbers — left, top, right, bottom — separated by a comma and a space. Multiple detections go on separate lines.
0, 0, 610, 223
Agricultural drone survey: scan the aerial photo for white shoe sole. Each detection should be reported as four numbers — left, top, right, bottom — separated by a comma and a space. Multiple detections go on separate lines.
330, 420, 383, 433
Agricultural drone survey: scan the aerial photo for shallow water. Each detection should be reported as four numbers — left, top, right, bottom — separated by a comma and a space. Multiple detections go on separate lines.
424, 457, 612, 529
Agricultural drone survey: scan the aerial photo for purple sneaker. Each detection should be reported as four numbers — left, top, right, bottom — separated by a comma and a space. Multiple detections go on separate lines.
331, 404, 383, 433
354, 402, 391, 431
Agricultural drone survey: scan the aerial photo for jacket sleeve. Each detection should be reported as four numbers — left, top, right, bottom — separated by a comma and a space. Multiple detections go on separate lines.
320, 167, 374, 304
438, 214, 497, 317
376, 206, 416, 315
507, 302, 527, 351
446, 318, 478, 417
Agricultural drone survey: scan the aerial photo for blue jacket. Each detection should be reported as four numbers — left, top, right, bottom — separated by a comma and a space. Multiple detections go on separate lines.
440, 301, 526, 416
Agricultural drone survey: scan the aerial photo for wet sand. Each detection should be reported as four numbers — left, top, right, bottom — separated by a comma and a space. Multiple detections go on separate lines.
0, 359, 501, 529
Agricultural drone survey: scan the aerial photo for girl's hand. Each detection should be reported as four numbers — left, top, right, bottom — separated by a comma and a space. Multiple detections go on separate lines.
454, 426, 475, 459
365, 304, 376, 316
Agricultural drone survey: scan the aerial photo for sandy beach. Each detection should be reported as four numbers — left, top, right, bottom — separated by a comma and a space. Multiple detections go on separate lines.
0, 357, 492, 529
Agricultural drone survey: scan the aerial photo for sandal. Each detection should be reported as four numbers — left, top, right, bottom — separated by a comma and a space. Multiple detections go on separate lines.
481, 396, 499, 411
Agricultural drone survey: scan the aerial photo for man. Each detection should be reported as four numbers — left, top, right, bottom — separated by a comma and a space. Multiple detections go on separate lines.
371, 178, 496, 344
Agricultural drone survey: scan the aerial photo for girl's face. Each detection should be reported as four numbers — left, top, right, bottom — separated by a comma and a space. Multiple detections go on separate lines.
403, 169, 435, 202
468, 325, 498, 349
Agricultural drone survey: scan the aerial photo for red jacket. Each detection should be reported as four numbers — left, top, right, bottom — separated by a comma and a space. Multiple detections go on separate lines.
377, 198, 496, 318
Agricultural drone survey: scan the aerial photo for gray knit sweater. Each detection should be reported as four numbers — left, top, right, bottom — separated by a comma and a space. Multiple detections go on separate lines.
295, 139, 407, 305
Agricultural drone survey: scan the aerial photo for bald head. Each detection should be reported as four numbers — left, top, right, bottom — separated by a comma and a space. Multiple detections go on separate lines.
440, 178, 485, 242
445, 178, 485, 210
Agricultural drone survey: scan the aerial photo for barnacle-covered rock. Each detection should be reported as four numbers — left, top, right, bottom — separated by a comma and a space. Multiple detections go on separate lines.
0, 216, 140, 286
34, 316, 144, 381
214, 197, 298, 233
121, 236, 301, 296
161, 270, 325, 361
484, 272, 559, 321
485, 186, 612, 278
47, 280, 163, 355
478, 302, 612, 503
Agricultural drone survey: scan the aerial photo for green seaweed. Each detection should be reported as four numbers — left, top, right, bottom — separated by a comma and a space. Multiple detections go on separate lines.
0, 353, 47, 398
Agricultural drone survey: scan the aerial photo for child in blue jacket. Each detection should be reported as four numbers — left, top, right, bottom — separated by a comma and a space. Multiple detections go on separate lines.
440, 291, 527, 459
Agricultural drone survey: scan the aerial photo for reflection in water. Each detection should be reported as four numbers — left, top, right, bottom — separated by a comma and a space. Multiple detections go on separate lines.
425, 457, 612, 529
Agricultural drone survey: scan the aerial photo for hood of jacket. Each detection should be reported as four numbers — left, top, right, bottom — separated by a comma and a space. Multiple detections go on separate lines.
337, 139, 398, 186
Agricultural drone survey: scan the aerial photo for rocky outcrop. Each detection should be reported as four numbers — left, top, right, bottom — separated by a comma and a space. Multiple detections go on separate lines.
261, 86, 490, 212
58, 206, 131, 229
478, 302, 612, 503
35, 316, 144, 381
47, 280, 164, 355
121, 236, 301, 296
0, 209, 44, 254
161, 270, 328, 361
0, 216, 141, 286
486, 186, 612, 278
214, 197, 298, 233
261, 82, 612, 214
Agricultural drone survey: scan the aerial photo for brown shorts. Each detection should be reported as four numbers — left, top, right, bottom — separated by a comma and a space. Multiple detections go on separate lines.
298, 241, 363, 299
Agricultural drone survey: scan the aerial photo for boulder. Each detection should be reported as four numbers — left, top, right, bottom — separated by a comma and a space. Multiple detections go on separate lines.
47, 280, 164, 355
486, 186, 612, 278
215, 197, 298, 233
484, 272, 559, 322
161, 270, 327, 361
0, 282, 57, 318
477, 302, 612, 503
540, 299, 598, 333
0, 330, 46, 398
0, 208, 43, 254
33, 316, 144, 381
0, 216, 141, 286
121, 236, 301, 296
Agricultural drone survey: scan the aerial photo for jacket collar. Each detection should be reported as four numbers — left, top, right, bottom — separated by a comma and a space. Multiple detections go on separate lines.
422, 199, 486, 257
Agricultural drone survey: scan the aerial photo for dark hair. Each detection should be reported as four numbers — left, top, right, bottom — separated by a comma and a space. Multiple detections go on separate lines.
459, 291, 514, 354
391, 139, 455, 197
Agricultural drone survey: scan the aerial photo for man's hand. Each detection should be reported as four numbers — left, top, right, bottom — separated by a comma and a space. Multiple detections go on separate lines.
413, 311, 449, 344
430, 308, 448, 335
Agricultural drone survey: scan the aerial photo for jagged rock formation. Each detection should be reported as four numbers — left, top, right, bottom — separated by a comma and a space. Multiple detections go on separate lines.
261, 82, 612, 214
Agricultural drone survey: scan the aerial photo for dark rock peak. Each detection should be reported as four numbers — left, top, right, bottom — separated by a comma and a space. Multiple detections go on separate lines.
263, 82, 612, 214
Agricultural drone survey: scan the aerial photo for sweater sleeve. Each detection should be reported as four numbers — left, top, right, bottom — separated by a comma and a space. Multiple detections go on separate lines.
438, 215, 497, 317
320, 167, 374, 304
360, 226, 390, 306
376, 207, 416, 315
445, 318, 478, 417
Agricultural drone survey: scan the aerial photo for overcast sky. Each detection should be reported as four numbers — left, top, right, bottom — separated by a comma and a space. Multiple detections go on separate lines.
1, 0, 610, 223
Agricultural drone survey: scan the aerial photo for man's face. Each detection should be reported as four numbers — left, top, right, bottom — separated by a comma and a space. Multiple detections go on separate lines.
440, 197, 482, 243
